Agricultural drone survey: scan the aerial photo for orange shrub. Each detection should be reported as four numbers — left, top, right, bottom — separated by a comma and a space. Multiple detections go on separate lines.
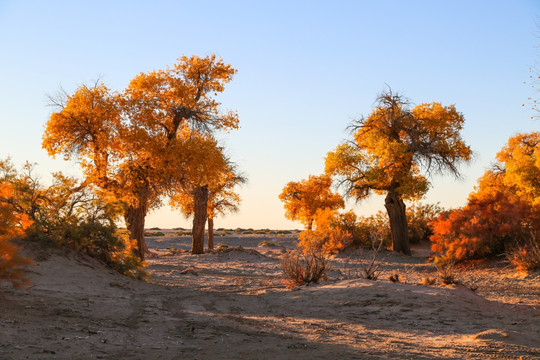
0, 183, 33, 288
430, 172, 538, 261
298, 208, 353, 255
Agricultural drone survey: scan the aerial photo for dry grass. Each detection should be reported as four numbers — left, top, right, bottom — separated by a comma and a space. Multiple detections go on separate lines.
281, 249, 329, 288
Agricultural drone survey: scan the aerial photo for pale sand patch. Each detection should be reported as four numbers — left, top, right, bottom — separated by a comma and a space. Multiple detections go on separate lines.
1, 233, 538, 359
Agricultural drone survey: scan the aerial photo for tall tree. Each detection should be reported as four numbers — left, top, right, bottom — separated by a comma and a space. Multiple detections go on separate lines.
279, 174, 344, 231
43, 55, 238, 259
170, 135, 244, 253
325, 89, 472, 255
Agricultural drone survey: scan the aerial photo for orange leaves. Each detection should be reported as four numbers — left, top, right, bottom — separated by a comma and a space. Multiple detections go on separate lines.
326, 91, 472, 204
298, 208, 353, 255
279, 174, 344, 230
430, 170, 538, 262
496, 132, 540, 205
0, 183, 33, 288
42, 54, 239, 232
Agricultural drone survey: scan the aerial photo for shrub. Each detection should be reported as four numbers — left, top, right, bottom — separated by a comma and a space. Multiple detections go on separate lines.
407, 203, 443, 243
298, 209, 353, 255
0, 183, 33, 288
144, 231, 165, 237
281, 249, 329, 288
430, 172, 538, 262
507, 232, 540, 272
0, 160, 146, 279
434, 256, 458, 285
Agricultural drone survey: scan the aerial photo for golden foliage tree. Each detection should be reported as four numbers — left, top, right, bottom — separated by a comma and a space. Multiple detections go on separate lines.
169, 134, 226, 254
43, 55, 238, 259
279, 174, 344, 231
325, 90, 472, 255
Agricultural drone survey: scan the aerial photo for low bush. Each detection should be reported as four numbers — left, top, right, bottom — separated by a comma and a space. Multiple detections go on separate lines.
507, 232, 540, 272
430, 184, 538, 263
0, 160, 146, 279
144, 231, 165, 237
281, 249, 328, 288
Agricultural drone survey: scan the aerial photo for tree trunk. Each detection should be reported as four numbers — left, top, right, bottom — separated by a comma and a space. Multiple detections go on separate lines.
384, 190, 411, 255
124, 204, 148, 260
191, 185, 209, 254
207, 214, 214, 250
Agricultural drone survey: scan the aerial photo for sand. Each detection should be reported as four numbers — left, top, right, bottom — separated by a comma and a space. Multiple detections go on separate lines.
1, 232, 539, 359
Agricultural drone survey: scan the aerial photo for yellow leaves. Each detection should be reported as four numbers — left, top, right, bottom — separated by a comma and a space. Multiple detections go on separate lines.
279, 174, 344, 229
496, 132, 540, 205
42, 54, 239, 217
326, 92, 471, 203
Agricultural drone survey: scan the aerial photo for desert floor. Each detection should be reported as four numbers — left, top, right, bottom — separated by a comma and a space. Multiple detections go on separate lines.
1, 232, 539, 359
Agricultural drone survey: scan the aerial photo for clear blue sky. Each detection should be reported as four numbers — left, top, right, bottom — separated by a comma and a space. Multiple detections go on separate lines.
1, 0, 538, 229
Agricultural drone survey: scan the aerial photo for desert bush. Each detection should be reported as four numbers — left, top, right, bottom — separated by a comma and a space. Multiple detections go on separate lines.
388, 271, 403, 283
0, 160, 146, 279
507, 231, 540, 272
361, 235, 386, 280
419, 277, 436, 286
281, 249, 329, 288
430, 171, 538, 262
149, 227, 161, 230
298, 209, 353, 255
434, 256, 458, 285
258, 240, 276, 247
0, 183, 33, 288
144, 231, 165, 237
407, 203, 443, 243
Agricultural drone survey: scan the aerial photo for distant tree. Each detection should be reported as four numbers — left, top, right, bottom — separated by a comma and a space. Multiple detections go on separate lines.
279, 174, 345, 231
496, 131, 540, 205
205, 164, 246, 250
43, 55, 238, 259
326, 89, 472, 255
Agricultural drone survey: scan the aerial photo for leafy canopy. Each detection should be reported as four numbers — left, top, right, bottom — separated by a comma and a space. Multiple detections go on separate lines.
279, 174, 344, 229
325, 90, 472, 200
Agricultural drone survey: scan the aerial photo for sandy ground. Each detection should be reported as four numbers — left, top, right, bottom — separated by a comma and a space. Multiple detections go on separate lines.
1, 232, 539, 359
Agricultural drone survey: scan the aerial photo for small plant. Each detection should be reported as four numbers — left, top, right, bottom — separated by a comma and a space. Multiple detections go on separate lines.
419, 277, 436, 286
507, 232, 540, 272
281, 249, 329, 289
215, 243, 230, 252
164, 247, 186, 256
144, 231, 165, 237
362, 234, 386, 280
258, 240, 276, 247
388, 270, 403, 283
149, 227, 161, 230
434, 256, 458, 285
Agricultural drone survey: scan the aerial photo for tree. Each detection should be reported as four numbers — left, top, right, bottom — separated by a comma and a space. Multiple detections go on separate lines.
279, 174, 344, 231
325, 89, 472, 255
170, 135, 245, 253
43, 55, 238, 259
205, 163, 245, 250
496, 131, 540, 205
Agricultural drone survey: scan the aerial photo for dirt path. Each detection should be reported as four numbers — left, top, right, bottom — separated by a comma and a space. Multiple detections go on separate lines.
1, 234, 539, 359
